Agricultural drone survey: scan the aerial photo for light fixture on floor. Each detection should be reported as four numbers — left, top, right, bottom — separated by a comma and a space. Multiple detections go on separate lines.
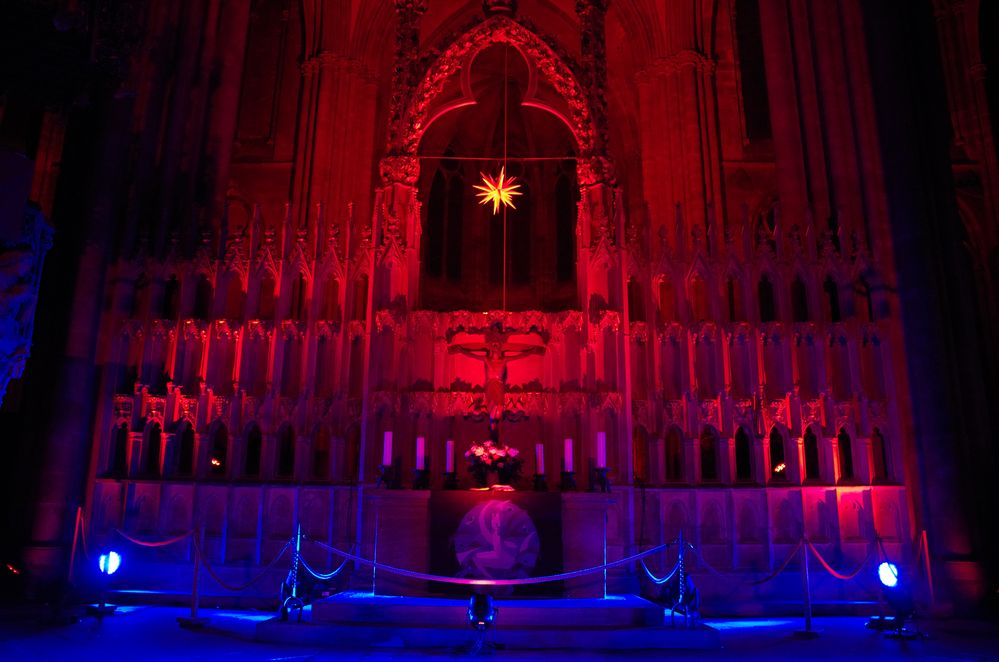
87, 550, 121, 616
466, 593, 497, 655
867, 561, 920, 639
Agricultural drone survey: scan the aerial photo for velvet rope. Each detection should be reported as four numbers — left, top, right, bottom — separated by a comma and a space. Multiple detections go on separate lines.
804, 540, 874, 581
640, 557, 682, 585
304, 536, 670, 586
298, 550, 352, 581
114, 529, 193, 548
690, 540, 804, 586
194, 535, 292, 593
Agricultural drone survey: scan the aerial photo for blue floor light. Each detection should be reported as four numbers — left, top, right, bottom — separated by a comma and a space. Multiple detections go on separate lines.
87, 550, 121, 617
868, 560, 919, 639
466, 594, 497, 655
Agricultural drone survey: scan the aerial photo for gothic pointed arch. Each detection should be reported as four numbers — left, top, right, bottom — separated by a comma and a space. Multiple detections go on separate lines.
400, 15, 596, 157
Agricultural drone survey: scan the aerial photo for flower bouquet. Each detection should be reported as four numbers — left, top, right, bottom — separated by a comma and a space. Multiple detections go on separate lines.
464, 439, 523, 488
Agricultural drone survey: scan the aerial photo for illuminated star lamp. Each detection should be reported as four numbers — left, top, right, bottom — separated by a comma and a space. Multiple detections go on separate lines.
474, 166, 522, 215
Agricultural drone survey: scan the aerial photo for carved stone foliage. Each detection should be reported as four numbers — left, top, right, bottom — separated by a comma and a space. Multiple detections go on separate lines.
663, 399, 684, 426
401, 16, 594, 156
113, 395, 134, 425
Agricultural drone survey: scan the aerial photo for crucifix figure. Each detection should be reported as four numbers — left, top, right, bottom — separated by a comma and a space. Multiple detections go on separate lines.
448, 324, 545, 437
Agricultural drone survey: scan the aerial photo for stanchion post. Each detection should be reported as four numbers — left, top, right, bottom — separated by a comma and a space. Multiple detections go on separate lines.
602, 506, 608, 599
795, 537, 819, 638
68, 506, 83, 583
178, 526, 208, 629
920, 530, 935, 610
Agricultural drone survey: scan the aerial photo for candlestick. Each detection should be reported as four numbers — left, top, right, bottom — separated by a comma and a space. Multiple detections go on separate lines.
535, 443, 545, 475
564, 437, 573, 473
382, 431, 393, 467
596, 431, 607, 469
446, 439, 455, 473
416, 436, 425, 470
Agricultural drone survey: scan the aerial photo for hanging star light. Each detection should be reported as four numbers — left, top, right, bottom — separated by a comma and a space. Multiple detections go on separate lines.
474, 166, 522, 215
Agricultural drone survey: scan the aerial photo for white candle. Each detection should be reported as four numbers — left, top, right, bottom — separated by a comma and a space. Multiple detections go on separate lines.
535, 443, 545, 475
416, 436, 425, 470
564, 438, 574, 473
382, 431, 393, 466
596, 431, 607, 468
446, 439, 455, 473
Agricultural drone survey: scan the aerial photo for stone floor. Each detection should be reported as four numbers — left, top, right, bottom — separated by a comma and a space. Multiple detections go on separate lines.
0, 604, 997, 661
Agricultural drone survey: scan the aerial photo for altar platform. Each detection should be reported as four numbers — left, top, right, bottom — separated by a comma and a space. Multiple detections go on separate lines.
255, 592, 721, 650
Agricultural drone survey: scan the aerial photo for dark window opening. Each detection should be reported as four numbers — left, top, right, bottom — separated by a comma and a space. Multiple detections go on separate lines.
792, 276, 809, 322
735, 427, 753, 481
838, 429, 854, 481
769, 427, 787, 481
824, 276, 841, 322
736, 0, 772, 141
163, 275, 181, 320
758, 274, 777, 322
804, 427, 820, 480
245, 425, 262, 477
700, 429, 718, 482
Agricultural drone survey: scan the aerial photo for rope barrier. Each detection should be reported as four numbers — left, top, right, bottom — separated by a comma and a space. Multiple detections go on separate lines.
689, 539, 803, 586
298, 549, 352, 581
804, 539, 874, 581
113, 529, 193, 548
640, 557, 682, 585
305, 536, 671, 587
194, 536, 292, 593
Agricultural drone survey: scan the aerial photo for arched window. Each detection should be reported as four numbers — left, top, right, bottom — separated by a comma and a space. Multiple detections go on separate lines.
162, 275, 181, 320
872, 427, 890, 482
700, 428, 718, 482
194, 274, 213, 319
132, 273, 149, 318
658, 279, 676, 322
823, 276, 841, 322
424, 150, 465, 280
735, 0, 772, 141
510, 177, 532, 285
321, 277, 339, 320
837, 428, 854, 482
665, 427, 684, 482
632, 426, 649, 483
853, 277, 873, 322
689, 274, 710, 321
352, 275, 368, 321
222, 273, 244, 319
758, 274, 777, 322
769, 426, 787, 481
245, 424, 262, 477
108, 423, 129, 477
277, 425, 295, 479
791, 276, 809, 322
257, 275, 276, 319
177, 424, 195, 476
803, 427, 820, 481
290, 272, 308, 321
209, 424, 228, 476
144, 424, 162, 477
313, 427, 331, 480
735, 427, 753, 481
727, 276, 745, 322
627, 278, 645, 322
555, 158, 577, 283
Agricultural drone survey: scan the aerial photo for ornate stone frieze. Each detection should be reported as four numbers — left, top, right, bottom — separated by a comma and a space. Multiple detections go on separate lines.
663, 399, 684, 426
802, 399, 824, 430
179, 397, 198, 425
245, 319, 274, 341
242, 396, 260, 423
113, 395, 133, 424
403, 17, 594, 156
279, 320, 306, 341
182, 319, 209, 341
146, 396, 166, 423
835, 402, 854, 432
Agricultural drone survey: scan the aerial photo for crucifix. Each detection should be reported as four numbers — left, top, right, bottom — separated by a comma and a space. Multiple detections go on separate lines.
448, 323, 545, 441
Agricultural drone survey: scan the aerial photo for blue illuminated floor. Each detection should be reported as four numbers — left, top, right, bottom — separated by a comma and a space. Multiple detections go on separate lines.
0, 605, 997, 660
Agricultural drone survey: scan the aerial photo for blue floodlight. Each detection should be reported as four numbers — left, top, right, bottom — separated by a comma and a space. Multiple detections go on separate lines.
99, 551, 121, 576
877, 561, 898, 588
